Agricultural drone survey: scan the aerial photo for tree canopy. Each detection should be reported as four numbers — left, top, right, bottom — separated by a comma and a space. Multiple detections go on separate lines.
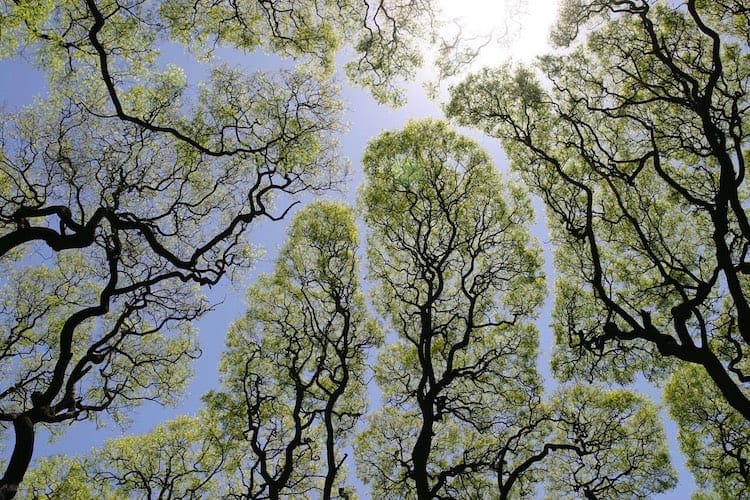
447, 0, 750, 494
0, 0, 440, 496
19, 121, 678, 499
203, 200, 378, 498
4, 0, 748, 496
22, 412, 226, 499
355, 119, 674, 498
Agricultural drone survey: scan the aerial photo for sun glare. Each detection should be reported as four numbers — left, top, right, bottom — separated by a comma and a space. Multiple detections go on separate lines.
438, 0, 560, 63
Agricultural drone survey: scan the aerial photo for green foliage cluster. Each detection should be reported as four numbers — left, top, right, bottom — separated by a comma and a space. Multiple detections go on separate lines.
23, 413, 225, 499
447, 0, 750, 497
355, 119, 675, 498
4, 0, 749, 497
0, 0, 439, 497
665, 364, 750, 497
21, 121, 677, 499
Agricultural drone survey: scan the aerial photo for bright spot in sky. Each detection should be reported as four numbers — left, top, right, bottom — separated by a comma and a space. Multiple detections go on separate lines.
439, 0, 560, 63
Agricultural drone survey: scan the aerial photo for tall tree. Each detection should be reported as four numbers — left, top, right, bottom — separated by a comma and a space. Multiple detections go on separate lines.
355, 119, 675, 498
21, 201, 377, 499
20, 412, 227, 499
20, 123, 677, 498
665, 364, 750, 497
450, 0, 750, 409
203, 201, 378, 499
0, 1, 439, 496
0, 60, 341, 500
446, 0, 750, 492
356, 118, 544, 498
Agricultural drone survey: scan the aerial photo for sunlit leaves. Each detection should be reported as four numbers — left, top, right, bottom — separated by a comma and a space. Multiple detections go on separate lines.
358, 119, 546, 496
361, 119, 545, 336
665, 364, 750, 497
21, 454, 100, 500
447, 0, 750, 493
22, 412, 226, 499
546, 385, 676, 498
205, 201, 377, 498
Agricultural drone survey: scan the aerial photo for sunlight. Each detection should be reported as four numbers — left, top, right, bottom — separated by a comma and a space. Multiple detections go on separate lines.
439, 0, 560, 63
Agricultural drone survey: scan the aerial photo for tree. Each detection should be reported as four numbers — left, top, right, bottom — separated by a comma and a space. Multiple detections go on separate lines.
18, 413, 227, 499
20, 201, 377, 499
665, 364, 750, 497
19, 121, 677, 498
541, 384, 675, 499
20, 412, 227, 499
356, 118, 544, 497
355, 119, 675, 498
447, 0, 750, 468
203, 201, 379, 499
0, 0, 440, 496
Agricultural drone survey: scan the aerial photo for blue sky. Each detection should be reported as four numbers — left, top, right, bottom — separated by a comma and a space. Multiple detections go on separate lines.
0, 11, 699, 497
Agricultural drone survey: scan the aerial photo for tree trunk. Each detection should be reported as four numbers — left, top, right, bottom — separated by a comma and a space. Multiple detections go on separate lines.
412, 408, 434, 500
0, 414, 35, 500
